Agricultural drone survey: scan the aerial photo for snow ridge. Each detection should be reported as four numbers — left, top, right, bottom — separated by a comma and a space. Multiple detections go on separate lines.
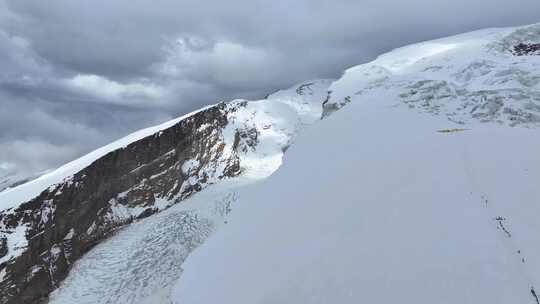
4, 23, 540, 304
45, 79, 333, 304
174, 23, 540, 304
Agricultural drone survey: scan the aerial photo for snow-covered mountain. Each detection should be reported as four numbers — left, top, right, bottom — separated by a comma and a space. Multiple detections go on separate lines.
0, 78, 333, 304
1, 23, 540, 304
173, 24, 540, 304
0, 171, 48, 194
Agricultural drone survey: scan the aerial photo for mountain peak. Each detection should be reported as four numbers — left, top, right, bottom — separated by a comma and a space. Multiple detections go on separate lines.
2, 24, 540, 304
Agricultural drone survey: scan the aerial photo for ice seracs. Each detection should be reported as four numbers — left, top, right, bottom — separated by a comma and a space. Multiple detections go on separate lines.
325, 25, 540, 126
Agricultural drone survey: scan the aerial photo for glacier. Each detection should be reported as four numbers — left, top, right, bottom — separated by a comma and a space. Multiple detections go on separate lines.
1, 22, 540, 304
174, 24, 540, 303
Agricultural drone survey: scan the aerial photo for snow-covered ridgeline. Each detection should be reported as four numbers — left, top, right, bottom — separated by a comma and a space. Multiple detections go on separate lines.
0, 79, 333, 214
225, 79, 334, 179
325, 25, 540, 126
0, 105, 218, 212
173, 24, 540, 303
0, 78, 333, 304
4, 21, 540, 304
34, 79, 334, 303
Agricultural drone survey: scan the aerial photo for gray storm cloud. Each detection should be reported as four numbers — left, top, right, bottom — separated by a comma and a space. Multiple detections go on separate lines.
0, 0, 539, 179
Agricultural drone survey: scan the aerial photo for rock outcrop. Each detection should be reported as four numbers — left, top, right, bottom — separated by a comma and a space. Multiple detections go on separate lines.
513, 42, 540, 56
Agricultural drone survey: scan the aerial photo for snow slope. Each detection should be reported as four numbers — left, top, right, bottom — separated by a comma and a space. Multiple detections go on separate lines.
11, 22, 540, 303
173, 24, 540, 303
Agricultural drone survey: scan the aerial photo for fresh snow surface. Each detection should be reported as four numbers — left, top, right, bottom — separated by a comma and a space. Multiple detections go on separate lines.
173, 25, 540, 303
0, 105, 215, 212
173, 87, 540, 304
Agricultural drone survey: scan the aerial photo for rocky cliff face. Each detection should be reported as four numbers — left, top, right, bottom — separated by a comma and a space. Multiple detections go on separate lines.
0, 102, 255, 303
39, 23, 540, 304
0, 80, 332, 304
170, 24, 540, 304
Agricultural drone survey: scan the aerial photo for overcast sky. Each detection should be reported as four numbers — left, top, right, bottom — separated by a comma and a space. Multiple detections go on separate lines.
0, 0, 539, 179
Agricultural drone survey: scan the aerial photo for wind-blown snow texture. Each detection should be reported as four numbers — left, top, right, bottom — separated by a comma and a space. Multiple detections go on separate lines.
3, 23, 540, 304
174, 24, 540, 304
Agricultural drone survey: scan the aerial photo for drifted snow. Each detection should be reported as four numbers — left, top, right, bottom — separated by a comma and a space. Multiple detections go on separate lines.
173, 24, 540, 304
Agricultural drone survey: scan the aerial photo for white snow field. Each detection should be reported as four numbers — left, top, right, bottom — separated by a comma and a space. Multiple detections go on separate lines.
173, 24, 540, 303
24, 23, 540, 303
174, 93, 540, 304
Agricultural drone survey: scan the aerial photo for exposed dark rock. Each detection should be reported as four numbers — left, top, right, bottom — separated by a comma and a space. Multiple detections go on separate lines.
532, 286, 540, 304
295, 82, 315, 95
322, 92, 350, 119
0, 102, 252, 304
513, 43, 540, 56
0, 237, 6, 258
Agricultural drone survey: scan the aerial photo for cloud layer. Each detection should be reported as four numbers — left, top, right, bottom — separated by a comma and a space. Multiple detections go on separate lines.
1, 0, 539, 179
